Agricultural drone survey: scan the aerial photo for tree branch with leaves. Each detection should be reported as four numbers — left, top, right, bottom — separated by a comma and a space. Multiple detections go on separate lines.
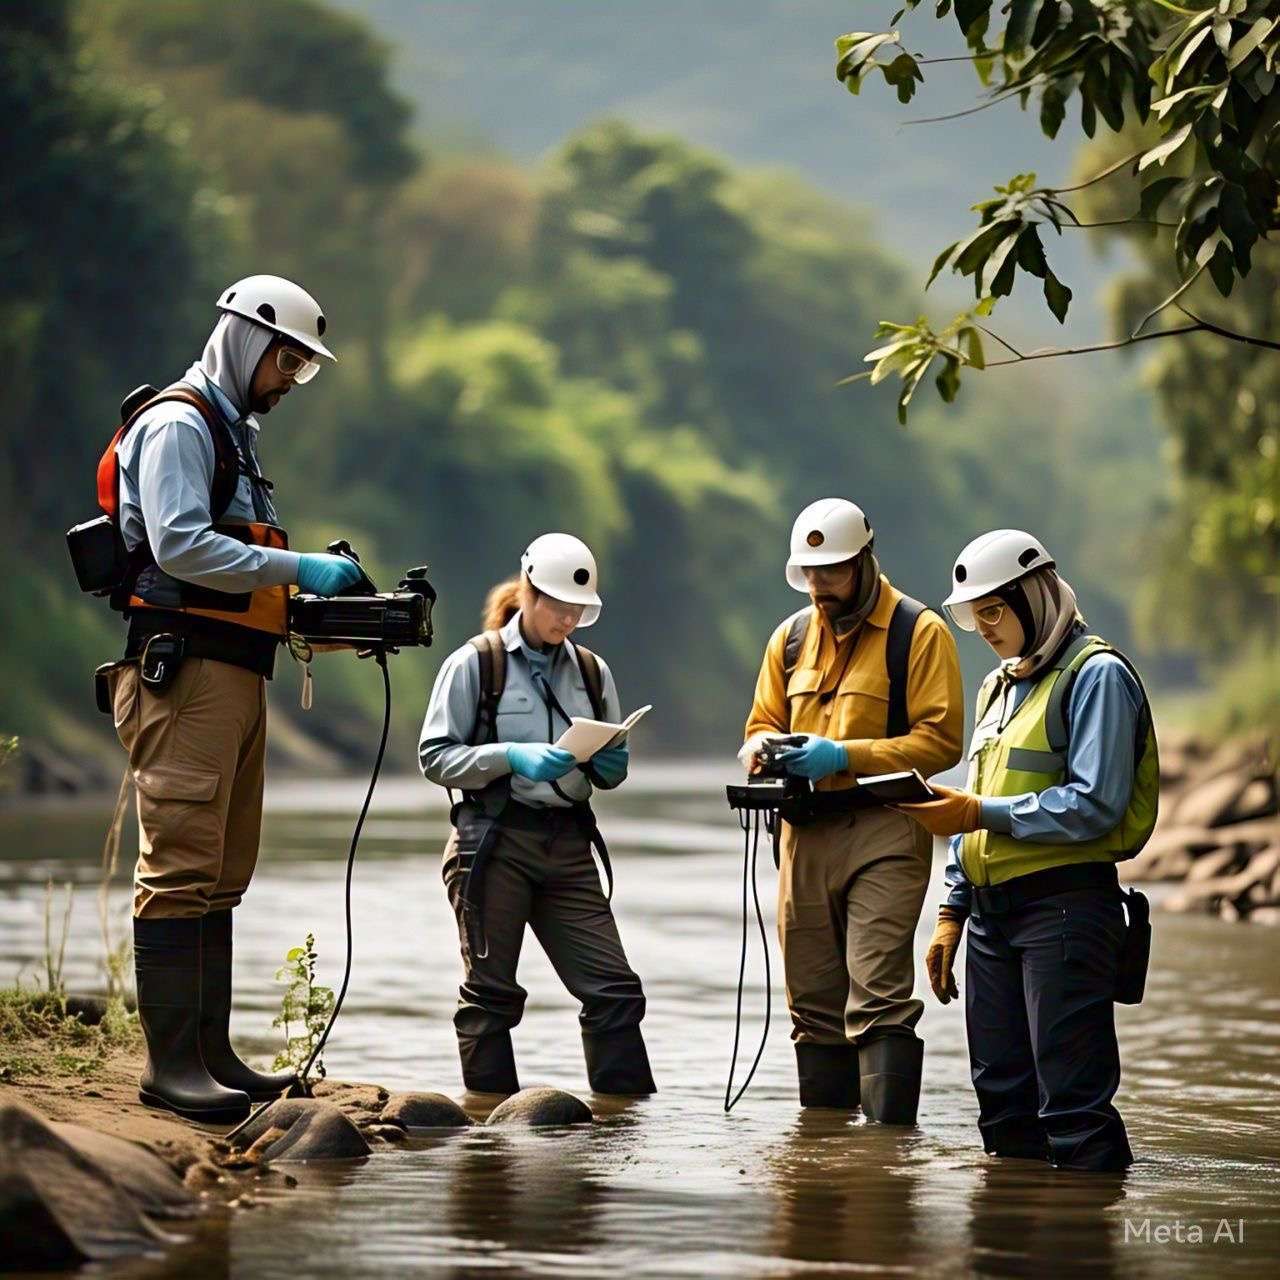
835, 0, 1280, 419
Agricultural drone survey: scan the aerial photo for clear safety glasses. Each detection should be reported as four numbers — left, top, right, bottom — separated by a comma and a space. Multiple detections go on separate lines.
276, 347, 322, 384
945, 599, 1005, 632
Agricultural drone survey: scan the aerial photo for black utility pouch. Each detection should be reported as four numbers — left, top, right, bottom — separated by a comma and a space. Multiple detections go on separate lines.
94, 662, 121, 715
139, 634, 185, 696
1115, 886, 1152, 1005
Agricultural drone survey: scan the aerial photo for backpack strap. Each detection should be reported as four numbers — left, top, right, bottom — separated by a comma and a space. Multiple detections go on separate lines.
467, 631, 508, 746
885, 595, 927, 738
103, 384, 241, 523
1045, 635, 1153, 765
571, 642, 607, 721
782, 607, 813, 682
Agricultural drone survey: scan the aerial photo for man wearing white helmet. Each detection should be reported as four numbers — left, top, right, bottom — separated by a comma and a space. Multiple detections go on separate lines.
899, 530, 1158, 1172
741, 499, 964, 1123
419, 533, 655, 1099
99, 275, 369, 1123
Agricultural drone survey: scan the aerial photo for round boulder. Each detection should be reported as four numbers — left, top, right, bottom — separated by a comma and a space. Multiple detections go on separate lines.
380, 1092, 474, 1130
53, 1123, 197, 1219
485, 1087, 593, 1128
226, 1097, 369, 1163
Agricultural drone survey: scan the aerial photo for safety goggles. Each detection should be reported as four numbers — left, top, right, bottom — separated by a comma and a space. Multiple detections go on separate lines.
944, 599, 1006, 632
276, 347, 322, 384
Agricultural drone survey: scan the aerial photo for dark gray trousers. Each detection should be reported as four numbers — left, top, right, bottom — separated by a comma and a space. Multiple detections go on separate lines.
443, 818, 647, 1048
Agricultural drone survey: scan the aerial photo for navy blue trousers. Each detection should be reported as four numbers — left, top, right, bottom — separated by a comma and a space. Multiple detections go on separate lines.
965, 887, 1133, 1172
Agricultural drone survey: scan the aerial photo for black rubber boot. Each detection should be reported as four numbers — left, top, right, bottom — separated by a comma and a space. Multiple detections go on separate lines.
858, 1028, 924, 1126
459, 1029, 520, 1094
133, 917, 250, 1123
795, 1042, 860, 1109
582, 1026, 657, 1095
199, 909, 296, 1102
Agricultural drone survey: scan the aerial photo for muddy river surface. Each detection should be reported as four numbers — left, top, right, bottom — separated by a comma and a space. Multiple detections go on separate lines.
2, 763, 1277, 1277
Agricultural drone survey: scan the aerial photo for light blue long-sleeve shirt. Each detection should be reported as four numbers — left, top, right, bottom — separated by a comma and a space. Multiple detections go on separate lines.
116, 365, 301, 593
418, 610, 625, 808
943, 640, 1143, 915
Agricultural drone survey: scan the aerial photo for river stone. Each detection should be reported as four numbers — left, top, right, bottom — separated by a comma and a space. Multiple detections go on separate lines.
380, 1092, 474, 1129
485, 1087, 593, 1128
0, 1100, 168, 1267
1186, 848, 1239, 883
1173, 773, 1256, 830
225, 1098, 369, 1163
52, 1123, 197, 1219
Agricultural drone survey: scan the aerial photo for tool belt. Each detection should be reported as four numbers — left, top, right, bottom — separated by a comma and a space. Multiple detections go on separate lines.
126, 610, 278, 677
451, 794, 612, 960
970, 860, 1150, 1005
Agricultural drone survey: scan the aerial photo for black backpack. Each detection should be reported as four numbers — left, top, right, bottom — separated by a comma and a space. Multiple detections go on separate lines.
467, 630, 606, 745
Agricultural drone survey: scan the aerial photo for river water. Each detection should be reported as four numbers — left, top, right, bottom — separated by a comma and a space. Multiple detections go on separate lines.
1, 763, 1277, 1278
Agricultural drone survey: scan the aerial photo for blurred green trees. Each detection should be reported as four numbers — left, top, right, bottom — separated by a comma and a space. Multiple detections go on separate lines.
0, 0, 1185, 770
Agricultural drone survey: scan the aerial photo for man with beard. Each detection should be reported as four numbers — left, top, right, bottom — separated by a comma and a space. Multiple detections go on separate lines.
740, 499, 963, 1123
102, 275, 365, 1122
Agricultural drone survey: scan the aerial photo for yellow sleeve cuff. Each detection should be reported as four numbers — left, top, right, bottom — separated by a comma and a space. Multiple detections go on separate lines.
841, 739, 875, 775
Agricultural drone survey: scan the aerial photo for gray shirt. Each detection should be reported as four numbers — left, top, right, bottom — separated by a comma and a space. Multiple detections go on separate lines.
116, 365, 301, 593
418, 611, 624, 808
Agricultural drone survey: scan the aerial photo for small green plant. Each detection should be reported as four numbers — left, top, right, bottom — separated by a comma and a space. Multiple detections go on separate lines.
272, 933, 335, 1080
43, 879, 74, 1002
0, 734, 19, 794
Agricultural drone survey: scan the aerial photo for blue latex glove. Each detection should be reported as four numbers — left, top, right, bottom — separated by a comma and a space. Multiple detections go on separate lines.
506, 743, 578, 782
776, 734, 848, 781
588, 744, 629, 787
297, 553, 365, 597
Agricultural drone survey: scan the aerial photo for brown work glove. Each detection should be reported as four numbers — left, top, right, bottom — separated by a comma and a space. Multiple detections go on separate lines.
898, 783, 982, 837
926, 908, 965, 1004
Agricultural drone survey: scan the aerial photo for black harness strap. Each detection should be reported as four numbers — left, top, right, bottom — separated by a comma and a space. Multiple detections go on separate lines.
885, 595, 927, 738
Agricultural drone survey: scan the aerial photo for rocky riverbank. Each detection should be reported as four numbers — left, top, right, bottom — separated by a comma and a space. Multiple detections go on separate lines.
0, 1033, 596, 1270
1123, 731, 1279, 923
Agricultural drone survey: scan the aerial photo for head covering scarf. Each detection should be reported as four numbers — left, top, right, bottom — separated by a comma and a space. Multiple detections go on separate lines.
831, 548, 882, 638
1003, 566, 1084, 680
199, 313, 274, 417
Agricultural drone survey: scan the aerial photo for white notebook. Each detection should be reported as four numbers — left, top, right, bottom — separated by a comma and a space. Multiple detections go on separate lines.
555, 705, 652, 762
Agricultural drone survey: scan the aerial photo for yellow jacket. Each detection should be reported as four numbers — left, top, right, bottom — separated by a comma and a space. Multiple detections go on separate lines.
744, 575, 964, 790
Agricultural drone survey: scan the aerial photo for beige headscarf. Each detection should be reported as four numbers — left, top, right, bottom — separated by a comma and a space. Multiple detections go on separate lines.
1005, 566, 1085, 680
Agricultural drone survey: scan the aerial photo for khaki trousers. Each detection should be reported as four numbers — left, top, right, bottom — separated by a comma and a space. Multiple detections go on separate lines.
777, 806, 931, 1043
110, 658, 267, 919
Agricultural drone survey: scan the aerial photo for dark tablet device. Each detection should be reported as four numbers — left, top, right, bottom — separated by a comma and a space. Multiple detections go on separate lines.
855, 770, 936, 805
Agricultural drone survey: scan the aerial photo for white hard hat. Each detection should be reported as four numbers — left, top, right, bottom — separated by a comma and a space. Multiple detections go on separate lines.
521, 533, 602, 627
785, 498, 874, 593
217, 275, 335, 361
943, 529, 1055, 630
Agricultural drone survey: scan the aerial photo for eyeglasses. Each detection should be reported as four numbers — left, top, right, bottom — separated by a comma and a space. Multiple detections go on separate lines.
973, 601, 1008, 627
276, 347, 321, 384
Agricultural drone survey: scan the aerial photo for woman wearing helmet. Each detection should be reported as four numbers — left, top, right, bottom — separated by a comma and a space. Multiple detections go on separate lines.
418, 533, 656, 1100
900, 530, 1159, 1172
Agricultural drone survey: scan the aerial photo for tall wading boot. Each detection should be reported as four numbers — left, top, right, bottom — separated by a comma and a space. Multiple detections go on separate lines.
199, 909, 297, 1102
458, 1029, 520, 1095
795, 1042, 860, 1109
582, 1026, 657, 1095
133, 917, 250, 1123
858, 1028, 924, 1126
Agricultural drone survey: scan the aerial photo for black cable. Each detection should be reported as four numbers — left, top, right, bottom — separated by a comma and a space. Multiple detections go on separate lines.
224, 647, 392, 1143
724, 808, 772, 1113
298, 648, 392, 1089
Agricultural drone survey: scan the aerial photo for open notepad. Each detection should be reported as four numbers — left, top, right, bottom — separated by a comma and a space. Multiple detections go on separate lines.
555, 705, 652, 762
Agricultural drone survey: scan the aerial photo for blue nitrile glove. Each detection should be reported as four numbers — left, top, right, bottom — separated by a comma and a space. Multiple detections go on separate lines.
588, 744, 629, 787
776, 734, 848, 781
506, 743, 578, 782
297, 553, 365, 597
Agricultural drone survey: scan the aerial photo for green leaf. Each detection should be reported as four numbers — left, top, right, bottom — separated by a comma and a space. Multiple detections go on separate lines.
1138, 176, 1182, 218
962, 325, 985, 369
926, 240, 960, 289
1014, 224, 1048, 278
1151, 85, 1215, 119
1039, 86, 1066, 138
1173, 25, 1213, 81
953, 219, 1018, 277
1205, 239, 1236, 295
980, 230, 1020, 296
935, 353, 962, 403
1138, 122, 1193, 171
1043, 269, 1072, 322
1004, 0, 1042, 54
286, 947, 305, 962
1227, 17, 1278, 71
881, 52, 924, 103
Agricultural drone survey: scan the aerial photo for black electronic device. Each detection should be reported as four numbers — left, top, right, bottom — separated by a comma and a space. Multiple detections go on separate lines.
287, 541, 437, 650
726, 768, 935, 818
